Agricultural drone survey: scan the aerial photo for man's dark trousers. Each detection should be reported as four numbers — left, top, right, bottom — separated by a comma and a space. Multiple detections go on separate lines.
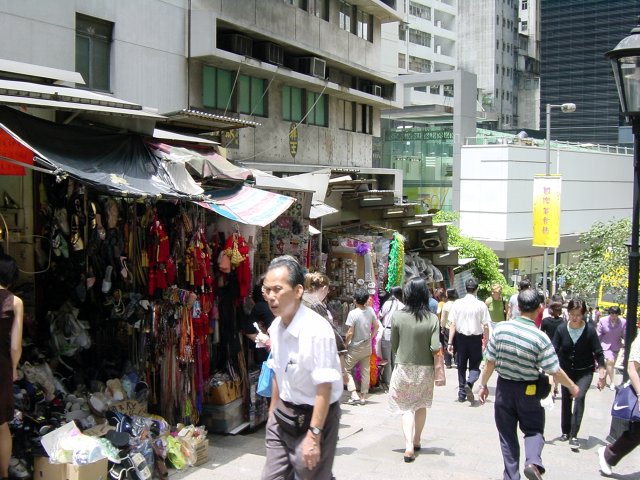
494, 377, 546, 480
456, 333, 482, 399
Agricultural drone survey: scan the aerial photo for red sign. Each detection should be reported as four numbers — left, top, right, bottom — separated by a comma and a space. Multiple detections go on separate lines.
0, 129, 32, 176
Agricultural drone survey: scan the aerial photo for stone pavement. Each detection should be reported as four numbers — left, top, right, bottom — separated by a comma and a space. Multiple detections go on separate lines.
169, 368, 639, 480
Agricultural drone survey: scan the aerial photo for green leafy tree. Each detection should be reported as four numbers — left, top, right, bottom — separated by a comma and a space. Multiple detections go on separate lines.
434, 211, 513, 298
557, 218, 631, 303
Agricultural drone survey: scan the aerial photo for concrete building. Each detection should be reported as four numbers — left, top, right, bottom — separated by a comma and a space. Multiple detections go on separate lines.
540, 0, 640, 146
0, 0, 404, 169
459, 136, 633, 287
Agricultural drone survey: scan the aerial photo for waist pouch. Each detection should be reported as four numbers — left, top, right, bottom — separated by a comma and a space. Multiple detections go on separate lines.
274, 403, 312, 437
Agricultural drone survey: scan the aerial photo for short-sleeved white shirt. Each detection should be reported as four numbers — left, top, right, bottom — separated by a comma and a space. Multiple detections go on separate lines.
448, 293, 491, 336
268, 304, 343, 405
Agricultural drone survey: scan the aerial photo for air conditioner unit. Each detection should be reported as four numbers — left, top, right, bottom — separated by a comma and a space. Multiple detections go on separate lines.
436, 45, 442, 54
420, 230, 444, 251
365, 84, 383, 97
297, 57, 326, 79
223, 33, 252, 56
255, 42, 284, 66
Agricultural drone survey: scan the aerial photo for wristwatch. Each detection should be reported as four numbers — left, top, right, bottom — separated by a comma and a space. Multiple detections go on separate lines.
309, 426, 322, 436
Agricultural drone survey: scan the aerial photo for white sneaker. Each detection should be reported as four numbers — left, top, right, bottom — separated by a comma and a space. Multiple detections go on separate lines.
598, 446, 612, 476
609, 384, 616, 391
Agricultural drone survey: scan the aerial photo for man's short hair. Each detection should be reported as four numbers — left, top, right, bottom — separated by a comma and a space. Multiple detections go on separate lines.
446, 288, 459, 300
353, 287, 369, 306
518, 279, 531, 291
465, 278, 479, 292
608, 306, 622, 315
268, 255, 305, 288
517, 289, 540, 313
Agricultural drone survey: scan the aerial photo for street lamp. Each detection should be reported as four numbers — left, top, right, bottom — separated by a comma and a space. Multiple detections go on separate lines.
606, 20, 640, 381
605, 19, 640, 441
542, 103, 576, 300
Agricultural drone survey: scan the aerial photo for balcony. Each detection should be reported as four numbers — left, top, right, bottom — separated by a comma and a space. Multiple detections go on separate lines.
348, 0, 403, 23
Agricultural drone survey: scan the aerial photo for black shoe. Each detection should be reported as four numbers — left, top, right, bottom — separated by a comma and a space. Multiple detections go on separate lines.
524, 464, 543, 480
458, 396, 467, 403
569, 437, 580, 451
403, 453, 415, 463
559, 434, 570, 442
464, 384, 475, 402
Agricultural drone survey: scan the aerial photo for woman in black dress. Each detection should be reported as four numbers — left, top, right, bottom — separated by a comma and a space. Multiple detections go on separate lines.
0, 254, 23, 480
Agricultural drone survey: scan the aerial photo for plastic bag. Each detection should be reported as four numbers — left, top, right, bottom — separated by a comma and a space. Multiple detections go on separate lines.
257, 353, 274, 398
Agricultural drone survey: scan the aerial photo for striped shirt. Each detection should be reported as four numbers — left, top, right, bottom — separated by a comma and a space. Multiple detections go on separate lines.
486, 316, 560, 381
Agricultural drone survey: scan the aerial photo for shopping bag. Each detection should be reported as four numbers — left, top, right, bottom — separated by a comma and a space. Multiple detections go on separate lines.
611, 382, 640, 422
434, 348, 446, 386
257, 353, 274, 398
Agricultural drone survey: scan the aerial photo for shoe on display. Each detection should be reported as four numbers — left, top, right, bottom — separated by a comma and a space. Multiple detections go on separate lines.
8, 458, 31, 479
598, 446, 612, 476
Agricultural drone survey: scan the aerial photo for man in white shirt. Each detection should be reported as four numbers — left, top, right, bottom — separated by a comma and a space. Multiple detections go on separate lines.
447, 278, 490, 403
507, 279, 531, 320
262, 256, 343, 480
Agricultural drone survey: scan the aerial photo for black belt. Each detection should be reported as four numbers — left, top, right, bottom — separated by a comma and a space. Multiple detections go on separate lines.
282, 399, 339, 411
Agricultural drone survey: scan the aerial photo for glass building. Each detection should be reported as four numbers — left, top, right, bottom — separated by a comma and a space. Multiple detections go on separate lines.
540, 0, 640, 146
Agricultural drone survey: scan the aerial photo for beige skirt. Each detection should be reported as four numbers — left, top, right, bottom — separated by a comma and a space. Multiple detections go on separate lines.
388, 363, 435, 414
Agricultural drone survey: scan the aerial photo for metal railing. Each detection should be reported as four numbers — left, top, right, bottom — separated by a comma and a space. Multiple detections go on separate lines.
464, 136, 633, 155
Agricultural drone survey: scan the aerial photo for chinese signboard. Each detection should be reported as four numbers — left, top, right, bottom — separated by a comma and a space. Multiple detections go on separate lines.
532, 175, 561, 248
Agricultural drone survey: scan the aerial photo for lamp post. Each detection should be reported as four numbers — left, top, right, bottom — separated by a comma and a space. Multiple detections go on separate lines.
542, 103, 576, 300
605, 19, 640, 441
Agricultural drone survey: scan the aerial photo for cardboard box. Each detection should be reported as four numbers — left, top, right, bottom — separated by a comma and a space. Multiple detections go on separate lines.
33, 456, 108, 480
201, 397, 244, 433
205, 379, 241, 405
33, 457, 65, 480
67, 458, 108, 480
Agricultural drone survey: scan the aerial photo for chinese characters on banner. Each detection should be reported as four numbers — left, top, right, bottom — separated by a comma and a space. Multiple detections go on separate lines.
532, 175, 561, 248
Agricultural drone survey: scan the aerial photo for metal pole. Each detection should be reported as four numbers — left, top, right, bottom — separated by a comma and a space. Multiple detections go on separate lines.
623, 117, 640, 382
552, 145, 560, 296
542, 104, 551, 299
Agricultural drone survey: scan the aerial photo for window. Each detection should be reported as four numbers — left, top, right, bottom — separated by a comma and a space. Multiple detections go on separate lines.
203, 65, 267, 116
398, 53, 406, 69
521, 0, 528, 9
76, 14, 113, 91
282, 86, 327, 126
409, 28, 431, 47
338, 99, 354, 130
307, 0, 328, 19
409, 1, 431, 20
356, 104, 372, 134
357, 11, 372, 41
408, 56, 431, 73
496, 40, 499, 50
496, 15, 500, 24
443, 85, 454, 97
496, 64, 500, 74
399, 25, 406, 41
521, 21, 528, 32
430, 84, 440, 94
306, 91, 327, 126
339, 1, 354, 32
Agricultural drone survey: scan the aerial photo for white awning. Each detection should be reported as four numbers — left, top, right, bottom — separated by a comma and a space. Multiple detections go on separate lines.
0, 79, 164, 119
309, 200, 338, 219
152, 128, 219, 145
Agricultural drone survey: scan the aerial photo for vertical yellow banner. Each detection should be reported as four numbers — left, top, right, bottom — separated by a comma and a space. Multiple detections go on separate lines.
532, 175, 561, 248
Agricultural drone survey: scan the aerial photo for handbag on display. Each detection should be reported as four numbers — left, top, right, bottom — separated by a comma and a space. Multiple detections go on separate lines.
611, 382, 640, 422
257, 352, 274, 398
434, 347, 446, 386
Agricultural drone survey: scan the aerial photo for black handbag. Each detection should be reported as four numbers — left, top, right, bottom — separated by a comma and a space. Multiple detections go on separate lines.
274, 405, 312, 437
535, 371, 552, 400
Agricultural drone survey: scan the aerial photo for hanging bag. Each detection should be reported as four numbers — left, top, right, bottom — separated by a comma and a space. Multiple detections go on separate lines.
611, 381, 640, 422
257, 352, 274, 398
434, 347, 446, 386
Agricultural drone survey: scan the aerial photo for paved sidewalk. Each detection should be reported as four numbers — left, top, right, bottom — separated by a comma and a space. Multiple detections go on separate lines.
170, 368, 639, 479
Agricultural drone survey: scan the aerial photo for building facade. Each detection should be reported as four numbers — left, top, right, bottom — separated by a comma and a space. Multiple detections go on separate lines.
540, 0, 640, 146
0, 0, 404, 169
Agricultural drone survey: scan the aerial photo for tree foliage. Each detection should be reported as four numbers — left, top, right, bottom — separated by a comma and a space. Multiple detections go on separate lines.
434, 211, 513, 298
557, 218, 631, 303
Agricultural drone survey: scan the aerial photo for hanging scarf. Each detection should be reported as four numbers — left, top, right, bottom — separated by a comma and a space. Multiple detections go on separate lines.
386, 232, 405, 290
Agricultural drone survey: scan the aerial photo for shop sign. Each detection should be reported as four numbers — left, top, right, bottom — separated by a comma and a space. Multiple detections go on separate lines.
289, 123, 298, 158
532, 175, 561, 248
